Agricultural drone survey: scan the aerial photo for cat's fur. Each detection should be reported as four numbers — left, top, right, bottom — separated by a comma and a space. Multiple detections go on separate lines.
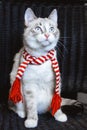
9, 8, 67, 128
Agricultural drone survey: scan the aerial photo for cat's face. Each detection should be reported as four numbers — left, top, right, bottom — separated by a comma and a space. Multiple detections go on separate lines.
23, 8, 60, 53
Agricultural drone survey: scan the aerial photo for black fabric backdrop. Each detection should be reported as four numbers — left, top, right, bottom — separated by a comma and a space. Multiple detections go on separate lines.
0, 2, 87, 103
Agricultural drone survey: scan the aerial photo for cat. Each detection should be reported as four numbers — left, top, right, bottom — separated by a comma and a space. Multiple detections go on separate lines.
9, 8, 67, 128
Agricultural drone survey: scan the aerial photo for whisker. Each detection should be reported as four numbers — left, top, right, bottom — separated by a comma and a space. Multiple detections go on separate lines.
57, 51, 64, 59
60, 37, 72, 39
55, 46, 64, 59
57, 40, 68, 53
58, 48, 64, 58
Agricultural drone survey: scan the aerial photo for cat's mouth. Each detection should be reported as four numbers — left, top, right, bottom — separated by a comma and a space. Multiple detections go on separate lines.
41, 41, 51, 47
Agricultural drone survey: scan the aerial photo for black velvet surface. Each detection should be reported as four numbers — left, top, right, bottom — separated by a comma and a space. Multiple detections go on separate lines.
0, 103, 86, 130
0, 2, 87, 102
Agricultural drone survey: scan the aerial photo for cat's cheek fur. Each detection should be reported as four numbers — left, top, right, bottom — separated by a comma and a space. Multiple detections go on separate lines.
24, 38, 41, 50
48, 34, 55, 42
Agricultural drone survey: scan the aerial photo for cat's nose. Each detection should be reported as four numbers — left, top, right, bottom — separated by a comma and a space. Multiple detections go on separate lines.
44, 34, 49, 39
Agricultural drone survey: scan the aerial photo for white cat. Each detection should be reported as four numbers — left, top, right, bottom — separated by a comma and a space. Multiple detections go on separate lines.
9, 8, 67, 128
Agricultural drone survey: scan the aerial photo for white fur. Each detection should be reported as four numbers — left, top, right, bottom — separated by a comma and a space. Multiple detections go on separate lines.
9, 8, 67, 128
48, 9, 58, 23
54, 109, 67, 122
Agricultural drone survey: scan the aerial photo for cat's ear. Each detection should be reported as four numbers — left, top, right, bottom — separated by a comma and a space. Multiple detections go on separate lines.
24, 8, 37, 26
48, 9, 58, 24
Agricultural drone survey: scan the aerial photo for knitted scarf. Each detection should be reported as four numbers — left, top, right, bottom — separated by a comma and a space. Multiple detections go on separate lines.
9, 49, 62, 116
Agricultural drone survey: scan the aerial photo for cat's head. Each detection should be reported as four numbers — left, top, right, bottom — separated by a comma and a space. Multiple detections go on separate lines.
23, 8, 60, 56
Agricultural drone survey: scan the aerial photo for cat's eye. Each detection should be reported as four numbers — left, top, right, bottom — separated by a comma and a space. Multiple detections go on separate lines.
49, 27, 55, 32
35, 26, 42, 32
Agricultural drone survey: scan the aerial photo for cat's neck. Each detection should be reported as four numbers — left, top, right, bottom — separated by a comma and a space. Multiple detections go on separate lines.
24, 47, 49, 57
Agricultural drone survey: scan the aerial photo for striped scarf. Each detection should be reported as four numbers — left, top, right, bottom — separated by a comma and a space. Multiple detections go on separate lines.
9, 49, 62, 115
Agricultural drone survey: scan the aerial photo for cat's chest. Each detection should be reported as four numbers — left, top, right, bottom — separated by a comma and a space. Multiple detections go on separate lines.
22, 60, 55, 83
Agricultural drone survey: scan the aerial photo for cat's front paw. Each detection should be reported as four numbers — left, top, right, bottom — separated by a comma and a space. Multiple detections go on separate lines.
55, 113, 67, 122
16, 110, 26, 118
54, 109, 67, 122
24, 119, 38, 128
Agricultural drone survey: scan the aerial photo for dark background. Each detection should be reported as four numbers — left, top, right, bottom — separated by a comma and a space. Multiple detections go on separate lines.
1, 0, 87, 4
0, 0, 87, 103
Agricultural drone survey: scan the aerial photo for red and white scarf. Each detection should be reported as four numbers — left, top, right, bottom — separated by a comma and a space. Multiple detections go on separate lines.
9, 49, 62, 115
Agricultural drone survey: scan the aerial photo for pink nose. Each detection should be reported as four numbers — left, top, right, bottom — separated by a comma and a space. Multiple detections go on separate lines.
44, 34, 49, 39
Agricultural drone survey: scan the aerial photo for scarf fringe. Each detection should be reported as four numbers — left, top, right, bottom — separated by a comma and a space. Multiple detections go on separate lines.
9, 78, 22, 103
51, 93, 62, 116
